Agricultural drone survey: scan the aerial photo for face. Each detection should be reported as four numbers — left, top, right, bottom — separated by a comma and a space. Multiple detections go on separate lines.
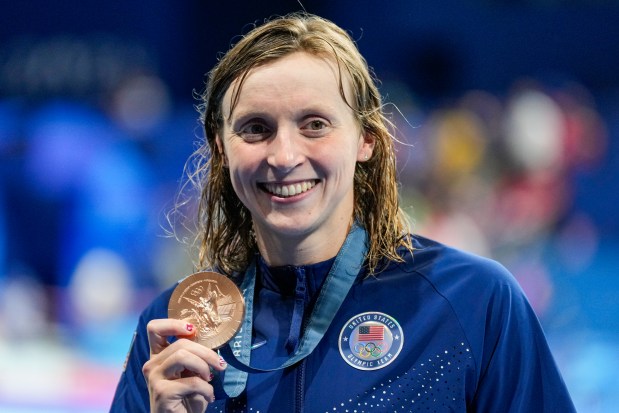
217, 52, 374, 254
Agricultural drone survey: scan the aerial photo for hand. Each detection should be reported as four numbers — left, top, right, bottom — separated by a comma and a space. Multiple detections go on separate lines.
142, 319, 226, 413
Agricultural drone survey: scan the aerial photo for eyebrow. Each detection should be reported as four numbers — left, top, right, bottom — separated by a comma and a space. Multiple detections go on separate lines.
230, 101, 346, 123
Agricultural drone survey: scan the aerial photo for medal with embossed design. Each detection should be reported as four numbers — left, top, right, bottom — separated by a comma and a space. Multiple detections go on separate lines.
169, 271, 245, 349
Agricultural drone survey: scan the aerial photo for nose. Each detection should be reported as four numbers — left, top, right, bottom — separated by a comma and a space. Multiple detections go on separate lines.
267, 126, 304, 171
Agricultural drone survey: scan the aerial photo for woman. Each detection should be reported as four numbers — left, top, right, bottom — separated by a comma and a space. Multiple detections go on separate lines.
111, 12, 575, 412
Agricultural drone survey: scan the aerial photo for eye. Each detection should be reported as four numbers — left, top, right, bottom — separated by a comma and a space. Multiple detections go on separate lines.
301, 118, 330, 137
245, 123, 269, 134
236, 121, 271, 141
307, 120, 326, 130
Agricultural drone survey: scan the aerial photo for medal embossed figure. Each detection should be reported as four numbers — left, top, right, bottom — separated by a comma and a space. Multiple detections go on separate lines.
168, 272, 245, 349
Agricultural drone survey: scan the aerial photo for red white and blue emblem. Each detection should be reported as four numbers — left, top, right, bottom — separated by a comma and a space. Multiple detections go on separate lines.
338, 312, 404, 370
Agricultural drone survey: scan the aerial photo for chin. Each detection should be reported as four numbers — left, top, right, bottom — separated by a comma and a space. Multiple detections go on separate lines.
257, 216, 317, 238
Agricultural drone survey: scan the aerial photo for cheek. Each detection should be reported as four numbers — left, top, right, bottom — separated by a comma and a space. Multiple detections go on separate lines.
227, 166, 255, 207
225, 141, 255, 168
228, 161, 252, 185
226, 148, 261, 187
316, 149, 358, 181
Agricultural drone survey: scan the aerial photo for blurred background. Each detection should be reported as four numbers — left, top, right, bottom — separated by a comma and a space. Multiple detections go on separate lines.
1, 1, 618, 412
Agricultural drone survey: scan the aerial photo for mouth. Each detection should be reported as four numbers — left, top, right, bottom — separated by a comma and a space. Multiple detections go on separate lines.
261, 180, 318, 198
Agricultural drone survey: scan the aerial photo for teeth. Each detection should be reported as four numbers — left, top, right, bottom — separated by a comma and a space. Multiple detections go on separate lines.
265, 181, 316, 198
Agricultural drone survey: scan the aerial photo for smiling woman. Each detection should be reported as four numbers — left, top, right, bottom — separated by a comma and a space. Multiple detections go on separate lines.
110, 12, 576, 413
194, 14, 409, 278
217, 52, 375, 265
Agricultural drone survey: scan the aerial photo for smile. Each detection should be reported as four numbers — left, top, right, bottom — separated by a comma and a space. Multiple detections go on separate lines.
262, 180, 317, 198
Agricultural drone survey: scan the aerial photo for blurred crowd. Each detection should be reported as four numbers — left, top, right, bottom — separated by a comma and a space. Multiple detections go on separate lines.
393, 77, 608, 314
0, 32, 618, 413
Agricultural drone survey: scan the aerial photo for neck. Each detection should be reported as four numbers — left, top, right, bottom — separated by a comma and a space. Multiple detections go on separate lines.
254, 220, 352, 267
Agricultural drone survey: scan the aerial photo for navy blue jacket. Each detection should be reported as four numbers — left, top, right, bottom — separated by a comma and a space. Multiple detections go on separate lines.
111, 235, 576, 412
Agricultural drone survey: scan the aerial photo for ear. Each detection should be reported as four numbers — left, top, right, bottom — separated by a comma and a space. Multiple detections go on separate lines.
357, 131, 376, 162
215, 134, 228, 166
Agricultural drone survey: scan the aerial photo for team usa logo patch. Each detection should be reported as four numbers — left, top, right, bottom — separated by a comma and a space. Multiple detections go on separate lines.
338, 311, 404, 370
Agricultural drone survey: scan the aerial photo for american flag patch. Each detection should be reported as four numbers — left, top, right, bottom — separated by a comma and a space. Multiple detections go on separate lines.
358, 325, 384, 341
339, 312, 404, 370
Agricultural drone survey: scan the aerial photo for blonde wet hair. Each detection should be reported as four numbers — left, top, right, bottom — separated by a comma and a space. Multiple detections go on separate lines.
187, 12, 412, 276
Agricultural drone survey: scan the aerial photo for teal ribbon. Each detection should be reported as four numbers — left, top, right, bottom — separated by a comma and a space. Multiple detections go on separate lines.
221, 224, 368, 397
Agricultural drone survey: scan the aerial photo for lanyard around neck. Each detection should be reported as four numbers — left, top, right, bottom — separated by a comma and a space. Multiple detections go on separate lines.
220, 224, 368, 397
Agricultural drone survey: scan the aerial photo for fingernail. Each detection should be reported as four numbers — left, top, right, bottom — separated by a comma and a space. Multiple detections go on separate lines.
219, 356, 227, 368
186, 323, 194, 332
208, 372, 215, 381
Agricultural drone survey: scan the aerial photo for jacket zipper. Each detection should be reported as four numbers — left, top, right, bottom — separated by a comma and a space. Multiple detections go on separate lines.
295, 295, 310, 413
295, 358, 306, 413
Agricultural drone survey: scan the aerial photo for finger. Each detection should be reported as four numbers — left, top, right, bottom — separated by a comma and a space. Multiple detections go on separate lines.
151, 375, 216, 405
184, 393, 210, 413
154, 338, 227, 373
143, 338, 226, 385
161, 347, 214, 381
147, 319, 196, 355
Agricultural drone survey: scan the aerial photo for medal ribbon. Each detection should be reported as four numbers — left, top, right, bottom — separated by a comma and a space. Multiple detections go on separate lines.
220, 223, 368, 397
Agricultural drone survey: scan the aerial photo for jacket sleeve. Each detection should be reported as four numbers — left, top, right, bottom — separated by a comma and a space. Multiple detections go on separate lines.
109, 312, 152, 413
468, 265, 576, 412
109, 286, 174, 413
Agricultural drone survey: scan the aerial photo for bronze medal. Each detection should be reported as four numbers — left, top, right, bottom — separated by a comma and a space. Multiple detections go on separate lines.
168, 271, 245, 349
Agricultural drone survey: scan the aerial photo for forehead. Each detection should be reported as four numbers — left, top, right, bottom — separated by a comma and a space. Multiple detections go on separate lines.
222, 52, 355, 119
